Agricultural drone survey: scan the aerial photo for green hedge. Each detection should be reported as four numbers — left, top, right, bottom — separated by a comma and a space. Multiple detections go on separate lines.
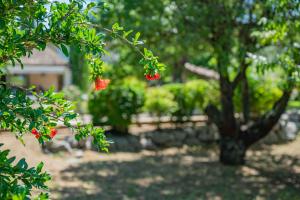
162, 80, 219, 121
88, 77, 145, 134
234, 74, 282, 115
143, 87, 178, 121
88, 76, 284, 130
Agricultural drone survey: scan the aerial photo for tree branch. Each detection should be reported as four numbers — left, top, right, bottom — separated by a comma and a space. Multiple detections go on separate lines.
184, 62, 219, 80
241, 73, 250, 123
233, 60, 250, 123
205, 104, 222, 129
242, 88, 293, 147
82, 23, 145, 58
232, 62, 248, 89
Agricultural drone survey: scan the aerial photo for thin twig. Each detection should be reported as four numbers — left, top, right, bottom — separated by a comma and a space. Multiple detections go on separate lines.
78, 22, 146, 58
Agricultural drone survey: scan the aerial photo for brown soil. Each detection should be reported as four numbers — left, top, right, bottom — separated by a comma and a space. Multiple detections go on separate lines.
0, 132, 299, 200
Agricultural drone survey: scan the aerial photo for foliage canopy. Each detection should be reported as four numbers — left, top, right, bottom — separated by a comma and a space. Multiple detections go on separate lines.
0, 0, 163, 198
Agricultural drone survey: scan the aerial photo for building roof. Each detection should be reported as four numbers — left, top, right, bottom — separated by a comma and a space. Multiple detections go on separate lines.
20, 45, 69, 66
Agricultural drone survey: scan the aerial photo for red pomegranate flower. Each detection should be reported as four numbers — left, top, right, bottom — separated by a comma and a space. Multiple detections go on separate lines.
50, 128, 57, 138
31, 128, 41, 139
145, 73, 160, 81
95, 77, 110, 91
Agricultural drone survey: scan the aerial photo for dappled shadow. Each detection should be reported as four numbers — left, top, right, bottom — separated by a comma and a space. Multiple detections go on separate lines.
52, 149, 300, 200
247, 152, 300, 191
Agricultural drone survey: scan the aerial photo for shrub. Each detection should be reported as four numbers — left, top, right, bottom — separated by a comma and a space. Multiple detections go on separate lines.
288, 88, 300, 109
88, 77, 145, 134
163, 83, 189, 121
163, 80, 219, 121
143, 87, 178, 126
0, 144, 50, 199
234, 74, 282, 116
1, 0, 164, 197
184, 80, 219, 111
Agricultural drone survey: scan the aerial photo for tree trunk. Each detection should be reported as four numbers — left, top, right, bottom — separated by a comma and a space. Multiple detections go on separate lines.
69, 45, 89, 91
242, 89, 292, 148
172, 57, 187, 83
219, 137, 246, 165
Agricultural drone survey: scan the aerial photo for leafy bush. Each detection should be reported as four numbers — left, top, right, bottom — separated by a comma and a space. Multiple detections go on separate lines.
89, 77, 145, 134
163, 83, 190, 121
184, 80, 219, 111
143, 87, 178, 124
0, 144, 50, 199
288, 88, 300, 109
234, 74, 282, 115
288, 100, 300, 109
163, 80, 219, 121
0, 0, 165, 197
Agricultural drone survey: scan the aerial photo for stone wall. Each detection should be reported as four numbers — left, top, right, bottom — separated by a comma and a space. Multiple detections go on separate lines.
259, 110, 300, 144
44, 110, 300, 153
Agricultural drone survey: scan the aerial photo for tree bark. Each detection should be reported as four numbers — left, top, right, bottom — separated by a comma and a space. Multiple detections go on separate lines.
241, 67, 250, 124
217, 88, 292, 165
219, 77, 237, 137
205, 104, 221, 129
70, 45, 89, 91
172, 57, 187, 83
242, 89, 292, 148
184, 63, 219, 80
219, 136, 246, 165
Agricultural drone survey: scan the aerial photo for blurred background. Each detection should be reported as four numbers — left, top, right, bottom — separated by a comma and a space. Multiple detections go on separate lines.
1, 0, 300, 199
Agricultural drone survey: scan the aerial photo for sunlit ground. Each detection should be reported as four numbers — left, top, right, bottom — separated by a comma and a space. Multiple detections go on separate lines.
1, 132, 300, 200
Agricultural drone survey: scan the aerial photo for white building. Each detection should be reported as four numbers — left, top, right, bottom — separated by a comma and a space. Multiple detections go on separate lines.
6, 46, 71, 91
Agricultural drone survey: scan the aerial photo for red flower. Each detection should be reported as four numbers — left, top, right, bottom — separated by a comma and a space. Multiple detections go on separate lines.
145, 73, 160, 81
95, 77, 110, 91
31, 128, 41, 139
50, 128, 57, 138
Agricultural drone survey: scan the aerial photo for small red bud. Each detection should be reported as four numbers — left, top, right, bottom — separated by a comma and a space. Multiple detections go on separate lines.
95, 77, 110, 91
31, 128, 41, 139
145, 73, 160, 81
50, 128, 57, 138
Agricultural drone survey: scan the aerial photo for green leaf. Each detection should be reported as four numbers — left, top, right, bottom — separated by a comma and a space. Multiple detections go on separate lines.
29, 122, 35, 131
133, 32, 141, 45
16, 58, 24, 68
37, 41, 46, 50
36, 162, 44, 173
122, 30, 133, 38
52, 92, 64, 99
112, 23, 123, 32
0, 149, 10, 158
16, 158, 28, 169
7, 156, 16, 164
60, 44, 69, 57
87, 2, 96, 10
